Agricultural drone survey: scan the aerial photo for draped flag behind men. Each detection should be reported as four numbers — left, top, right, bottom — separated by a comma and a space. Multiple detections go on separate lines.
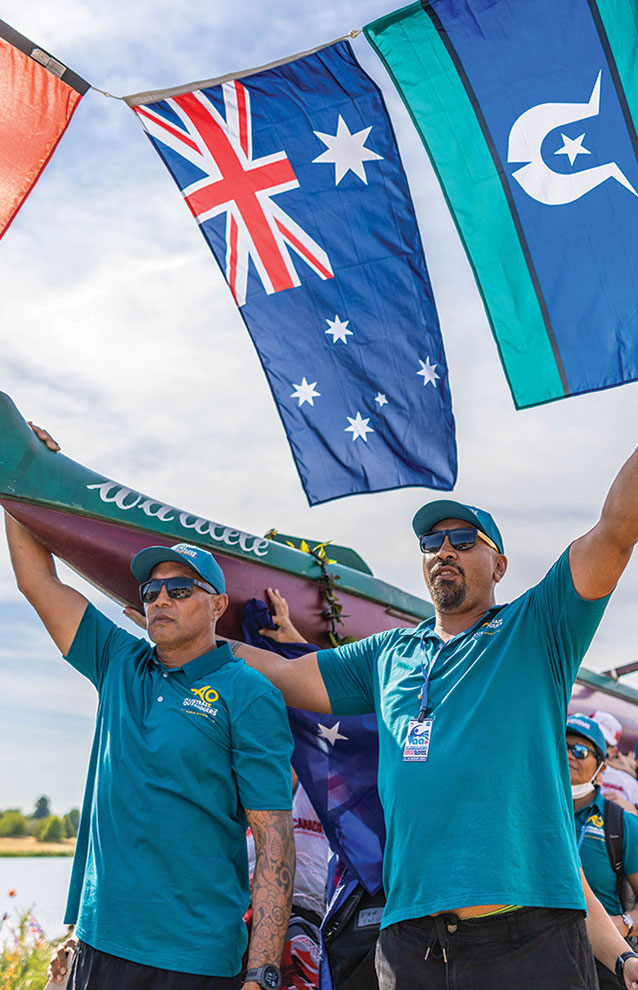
0, 20, 89, 239
125, 40, 457, 505
366, 0, 638, 409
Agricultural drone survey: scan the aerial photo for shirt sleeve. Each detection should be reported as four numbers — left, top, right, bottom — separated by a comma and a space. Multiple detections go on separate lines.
316, 631, 390, 715
622, 810, 638, 877
526, 547, 611, 693
63, 602, 144, 691
231, 683, 294, 811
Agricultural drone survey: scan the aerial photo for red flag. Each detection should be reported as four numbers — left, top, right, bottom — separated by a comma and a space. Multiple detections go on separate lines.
0, 20, 89, 238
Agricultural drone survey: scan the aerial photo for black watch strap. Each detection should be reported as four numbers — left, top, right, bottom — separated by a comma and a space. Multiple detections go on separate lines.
244, 964, 281, 989
616, 950, 638, 988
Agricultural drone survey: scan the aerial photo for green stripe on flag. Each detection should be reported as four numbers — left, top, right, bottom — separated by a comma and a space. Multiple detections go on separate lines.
364, 3, 567, 409
595, 0, 638, 132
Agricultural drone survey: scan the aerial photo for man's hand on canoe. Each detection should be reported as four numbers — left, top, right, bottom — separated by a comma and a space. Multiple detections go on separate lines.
27, 421, 60, 452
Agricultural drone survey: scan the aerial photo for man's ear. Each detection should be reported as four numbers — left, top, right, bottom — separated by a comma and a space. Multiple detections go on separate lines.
211, 593, 229, 621
593, 761, 606, 787
493, 554, 508, 584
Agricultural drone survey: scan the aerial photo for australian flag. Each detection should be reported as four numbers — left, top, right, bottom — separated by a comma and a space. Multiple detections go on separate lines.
127, 40, 457, 505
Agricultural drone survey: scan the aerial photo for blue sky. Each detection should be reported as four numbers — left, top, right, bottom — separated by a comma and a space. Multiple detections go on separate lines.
2, 0, 638, 813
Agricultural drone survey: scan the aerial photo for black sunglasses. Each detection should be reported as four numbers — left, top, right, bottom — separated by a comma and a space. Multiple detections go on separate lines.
567, 741, 601, 761
419, 527, 499, 554
139, 576, 218, 604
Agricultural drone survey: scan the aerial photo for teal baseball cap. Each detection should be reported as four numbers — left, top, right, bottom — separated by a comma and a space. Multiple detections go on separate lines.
130, 542, 226, 594
566, 713, 607, 760
411, 500, 504, 554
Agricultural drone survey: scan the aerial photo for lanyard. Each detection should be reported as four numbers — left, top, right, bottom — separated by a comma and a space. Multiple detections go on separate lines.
417, 634, 445, 722
416, 606, 505, 722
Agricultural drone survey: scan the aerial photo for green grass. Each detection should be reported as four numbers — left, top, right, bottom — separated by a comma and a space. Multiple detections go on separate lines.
0, 850, 74, 858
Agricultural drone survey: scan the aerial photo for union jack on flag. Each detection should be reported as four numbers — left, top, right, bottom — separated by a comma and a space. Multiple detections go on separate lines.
134, 81, 333, 306
127, 40, 457, 504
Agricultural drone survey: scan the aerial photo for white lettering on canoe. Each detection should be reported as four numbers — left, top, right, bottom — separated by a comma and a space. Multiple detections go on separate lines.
86, 482, 269, 557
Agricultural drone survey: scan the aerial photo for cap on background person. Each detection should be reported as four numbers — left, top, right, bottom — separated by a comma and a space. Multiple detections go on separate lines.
412, 499, 504, 554
566, 713, 607, 761
589, 709, 623, 750
130, 542, 226, 594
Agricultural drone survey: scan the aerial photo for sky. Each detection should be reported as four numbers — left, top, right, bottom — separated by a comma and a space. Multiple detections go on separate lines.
1, 0, 638, 814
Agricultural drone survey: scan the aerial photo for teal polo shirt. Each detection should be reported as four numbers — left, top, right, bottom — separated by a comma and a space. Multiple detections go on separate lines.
576, 787, 638, 914
63, 604, 293, 976
317, 548, 610, 929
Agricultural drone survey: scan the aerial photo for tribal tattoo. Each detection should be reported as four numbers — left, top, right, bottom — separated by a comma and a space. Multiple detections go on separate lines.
245, 807, 295, 972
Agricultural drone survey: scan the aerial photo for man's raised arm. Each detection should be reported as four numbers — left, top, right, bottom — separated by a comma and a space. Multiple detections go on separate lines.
570, 446, 638, 600
4, 511, 88, 655
227, 639, 332, 713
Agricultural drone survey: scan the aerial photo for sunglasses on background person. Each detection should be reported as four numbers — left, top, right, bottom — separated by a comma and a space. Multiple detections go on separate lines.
419, 527, 500, 554
139, 576, 219, 604
566, 741, 602, 761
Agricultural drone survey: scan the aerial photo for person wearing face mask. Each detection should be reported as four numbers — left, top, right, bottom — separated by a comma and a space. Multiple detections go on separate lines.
568, 714, 638, 989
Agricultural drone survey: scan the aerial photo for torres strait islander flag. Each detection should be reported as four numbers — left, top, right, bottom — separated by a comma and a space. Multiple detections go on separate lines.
365, 0, 638, 409
125, 39, 457, 505
0, 20, 89, 239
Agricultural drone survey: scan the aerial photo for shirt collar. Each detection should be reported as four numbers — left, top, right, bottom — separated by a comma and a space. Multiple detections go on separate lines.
152, 641, 238, 683
418, 604, 505, 643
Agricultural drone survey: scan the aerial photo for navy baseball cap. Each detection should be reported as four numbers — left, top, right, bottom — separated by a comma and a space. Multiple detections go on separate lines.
130, 543, 226, 594
566, 713, 607, 760
411, 500, 504, 554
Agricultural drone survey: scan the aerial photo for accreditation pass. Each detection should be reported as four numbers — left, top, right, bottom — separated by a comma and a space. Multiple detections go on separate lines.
403, 718, 433, 762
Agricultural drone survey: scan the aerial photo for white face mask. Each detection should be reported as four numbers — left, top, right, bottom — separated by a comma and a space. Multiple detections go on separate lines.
571, 761, 604, 800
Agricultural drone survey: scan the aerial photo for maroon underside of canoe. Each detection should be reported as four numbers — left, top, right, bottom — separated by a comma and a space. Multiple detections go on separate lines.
2, 499, 417, 647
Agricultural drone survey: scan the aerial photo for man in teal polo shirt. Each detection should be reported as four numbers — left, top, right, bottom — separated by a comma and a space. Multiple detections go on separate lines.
4, 505, 295, 990
228, 442, 638, 989
568, 713, 638, 990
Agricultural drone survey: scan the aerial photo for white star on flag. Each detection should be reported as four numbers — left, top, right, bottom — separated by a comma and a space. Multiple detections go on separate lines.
313, 115, 383, 185
375, 393, 388, 407
290, 377, 321, 406
555, 132, 591, 167
324, 314, 353, 344
317, 721, 348, 745
417, 357, 440, 387
345, 412, 374, 442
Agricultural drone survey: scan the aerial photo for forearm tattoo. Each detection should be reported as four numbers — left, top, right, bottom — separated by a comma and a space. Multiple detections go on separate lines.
245, 808, 295, 970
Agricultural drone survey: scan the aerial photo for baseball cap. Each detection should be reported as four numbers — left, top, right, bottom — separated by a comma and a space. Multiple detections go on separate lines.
589, 710, 622, 749
566, 713, 607, 760
411, 500, 504, 554
130, 543, 226, 594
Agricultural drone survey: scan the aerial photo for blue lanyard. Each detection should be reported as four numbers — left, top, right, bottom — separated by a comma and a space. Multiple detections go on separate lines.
417, 633, 444, 722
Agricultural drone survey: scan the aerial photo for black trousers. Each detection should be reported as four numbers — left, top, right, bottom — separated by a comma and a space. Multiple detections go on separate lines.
68, 940, 241, 990
375, 907, 600, 990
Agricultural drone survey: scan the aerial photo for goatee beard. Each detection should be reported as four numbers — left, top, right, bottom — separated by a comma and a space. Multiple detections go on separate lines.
427, 573, 467, 611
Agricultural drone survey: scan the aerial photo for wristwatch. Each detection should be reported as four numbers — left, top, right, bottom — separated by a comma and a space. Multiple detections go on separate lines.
615, 950, 638, 988
244, 965, 281, 989
622, 912, 634, 936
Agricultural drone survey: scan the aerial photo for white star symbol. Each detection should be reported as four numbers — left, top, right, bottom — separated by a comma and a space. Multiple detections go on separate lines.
317, 721, 348, 745
290, 377, 320, 407
417, 357, 440, 387
325, 314, 353, 344
313, 115, 383, 185
345, 412, 374, 442
555, 132, 591, 167
374, 393, 388, 408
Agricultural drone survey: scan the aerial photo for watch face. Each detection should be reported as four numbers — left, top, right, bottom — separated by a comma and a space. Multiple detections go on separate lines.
263, 966, 280, 989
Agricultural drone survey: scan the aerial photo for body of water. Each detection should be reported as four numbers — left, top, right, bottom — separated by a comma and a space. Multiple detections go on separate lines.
0, 857, 73, 944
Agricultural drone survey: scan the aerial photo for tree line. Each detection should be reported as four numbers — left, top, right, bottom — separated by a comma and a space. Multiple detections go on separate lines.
0, 795, 80, 843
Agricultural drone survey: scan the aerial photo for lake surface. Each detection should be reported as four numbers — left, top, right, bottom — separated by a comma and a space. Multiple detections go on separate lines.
0, 857, 73, 943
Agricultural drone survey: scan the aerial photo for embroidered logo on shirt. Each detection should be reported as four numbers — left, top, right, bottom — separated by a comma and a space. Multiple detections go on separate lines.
474, 617, 503, 638
183, 684, 219, 718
